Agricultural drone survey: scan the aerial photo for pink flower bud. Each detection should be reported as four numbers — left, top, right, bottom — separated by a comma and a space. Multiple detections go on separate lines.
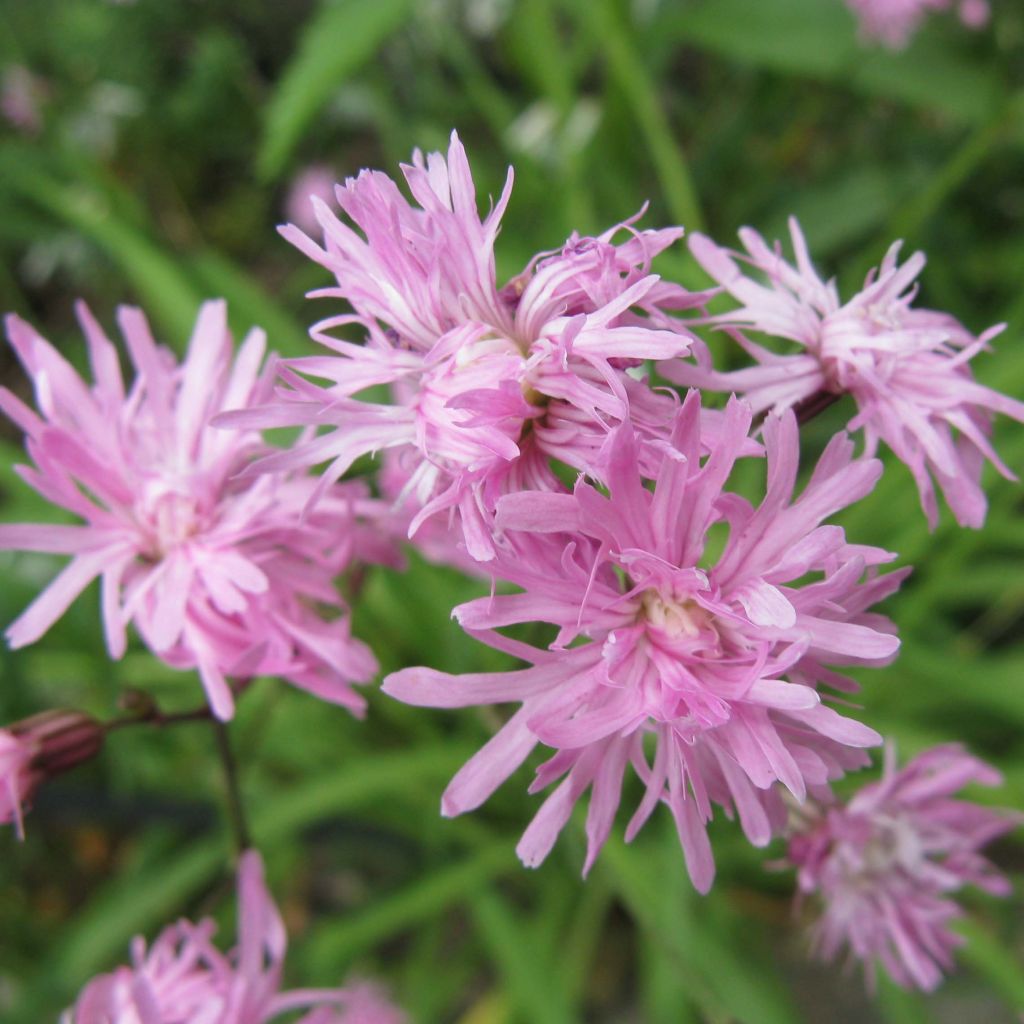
1, 709, 104, 838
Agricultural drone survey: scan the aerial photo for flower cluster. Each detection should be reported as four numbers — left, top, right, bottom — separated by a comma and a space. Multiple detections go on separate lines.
220, 131, 700, 561
1, 132, 1019, 1002
786, 745, 1016, 990
0, 301, 398, 720
64, 850, 405, 1024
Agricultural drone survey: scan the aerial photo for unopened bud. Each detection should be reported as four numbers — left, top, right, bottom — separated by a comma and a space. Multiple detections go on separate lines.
1, 709, 104, 839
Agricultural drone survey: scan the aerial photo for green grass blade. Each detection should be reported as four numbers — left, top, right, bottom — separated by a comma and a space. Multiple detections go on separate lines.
471, 890, 576, 1024
582, 0, 704, 231
304, 842, 516, 977
258, 0, 416, 181
955, 917, 1024, 1011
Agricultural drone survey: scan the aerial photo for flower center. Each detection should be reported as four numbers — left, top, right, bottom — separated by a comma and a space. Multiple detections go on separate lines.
138, 483, 204, 559
859, 814, 924, 878
641, 591, 711, 639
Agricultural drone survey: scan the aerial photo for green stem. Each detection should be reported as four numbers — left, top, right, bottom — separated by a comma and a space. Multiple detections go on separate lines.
212, 718, 252, 854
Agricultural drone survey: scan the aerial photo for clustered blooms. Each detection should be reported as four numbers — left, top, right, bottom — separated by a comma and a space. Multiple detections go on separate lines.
844, 0, 989, 47
219, 132, 700, 561
65, 850, 405, 1024
0, 300, 397, 720
786, 745, 1016, 990
1, 132, 1019, 1001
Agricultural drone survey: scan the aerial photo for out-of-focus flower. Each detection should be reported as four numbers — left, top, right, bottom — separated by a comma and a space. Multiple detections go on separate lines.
221, 131, 701, 561
661, 217, 1024, 528
786, 744, 1017, 991
296, 982, 407, 1024
844, 0, 989, 48
67, 81, 144, 159
1, 64, 45, 134
0, 301, 395, 720
385, 393, 905, 890
65, 850, 405, 1023
285, 164, 338, 237
1, 710, 104, 838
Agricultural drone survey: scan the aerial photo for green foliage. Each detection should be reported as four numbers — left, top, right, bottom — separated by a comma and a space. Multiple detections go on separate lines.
258, 0, 418, 180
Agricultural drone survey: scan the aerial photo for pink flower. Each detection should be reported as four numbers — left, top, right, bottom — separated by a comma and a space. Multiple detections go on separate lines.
284, 164, 338, 237
221, 131, 699, 561
65, 850, 402, 1023
660, 217, 1024, 528
0, 710, 104, 838
0, 301, 394, 720
786, 744, 1017, 991
844, 0, 989, 47
1, 64, 45, 134
295, 982, 406, 1024
385, 392, 905, 891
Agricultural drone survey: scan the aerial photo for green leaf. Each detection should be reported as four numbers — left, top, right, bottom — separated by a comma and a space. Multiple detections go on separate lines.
956, 917, 1024, 1011
305, 842, 515, 976
0, 144, 307, 353
598, 830, 799, 1024
669, 0, 1001, 126
471, 890, 575, 1024
877, 975, 932, 1024
0, 150, 202, 346
580, 0, 704, 231
258, 0, 416, 181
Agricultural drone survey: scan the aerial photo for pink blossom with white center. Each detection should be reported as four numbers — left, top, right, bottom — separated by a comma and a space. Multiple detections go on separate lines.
220, 131, 700, 561
786, 744, 1017, 991
845, 0, 989, 48
65, 850, 402, 1024
0, 301, 395, 720
384, 392, 906, 891
660, 217, 1024, 529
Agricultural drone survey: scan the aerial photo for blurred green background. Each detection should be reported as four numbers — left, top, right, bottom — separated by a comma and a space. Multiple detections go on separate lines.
1, 0, 1023, 1021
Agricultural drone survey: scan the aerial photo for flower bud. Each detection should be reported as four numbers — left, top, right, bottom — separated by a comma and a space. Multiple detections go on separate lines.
1, 709, 104, 838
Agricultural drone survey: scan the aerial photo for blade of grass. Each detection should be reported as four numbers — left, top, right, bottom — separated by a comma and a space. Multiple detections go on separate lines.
258, 0, 415, 181
304, 842, 516, 976
599, 829, 800, 1024
3, 159, 202, 345
471, 889, 576, 1024
2, 145, 308, 352
955, 917, 1024, 1011
876, 974, 933, 1024
887, 91, 1024, 245
581, 0, 704, 231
